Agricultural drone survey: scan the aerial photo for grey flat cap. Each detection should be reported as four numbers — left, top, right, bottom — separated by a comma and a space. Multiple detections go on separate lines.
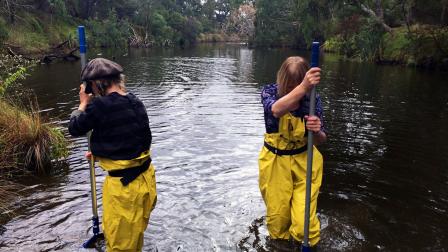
81, 58, 123, 81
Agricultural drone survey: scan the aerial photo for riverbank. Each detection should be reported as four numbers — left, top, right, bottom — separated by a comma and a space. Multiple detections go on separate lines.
0, 55, 68, 214
197, 33, 245, 43
323, 25, 448, 70
1, 13, 79, 64
2, 10, 446, 71
1, 15, 245, 62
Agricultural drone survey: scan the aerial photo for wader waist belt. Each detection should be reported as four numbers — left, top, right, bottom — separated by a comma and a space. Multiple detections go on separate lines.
264, 142, 307, 156
108, 158, 151, 186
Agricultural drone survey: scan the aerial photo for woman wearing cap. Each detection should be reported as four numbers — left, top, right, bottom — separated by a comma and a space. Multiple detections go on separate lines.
69, 58, 157, 251
258, 56, 326, 250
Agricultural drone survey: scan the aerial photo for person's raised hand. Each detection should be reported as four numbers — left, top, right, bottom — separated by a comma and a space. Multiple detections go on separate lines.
301, 67, 321, 91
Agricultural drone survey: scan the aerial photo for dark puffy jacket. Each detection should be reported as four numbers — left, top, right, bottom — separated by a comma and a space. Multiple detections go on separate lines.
69, 92, 151, 160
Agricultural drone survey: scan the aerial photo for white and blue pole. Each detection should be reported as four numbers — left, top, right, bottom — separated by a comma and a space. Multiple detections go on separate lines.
302, 41, 320, 252
78, 26, 87, 70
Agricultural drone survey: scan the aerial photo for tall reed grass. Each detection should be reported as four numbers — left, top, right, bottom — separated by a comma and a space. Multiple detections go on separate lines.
0, 53, 68, 218
0, 99, 68, 176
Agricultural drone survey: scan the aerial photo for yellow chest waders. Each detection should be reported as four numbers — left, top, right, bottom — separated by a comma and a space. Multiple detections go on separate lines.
258, 113, 323, 246
98, 151, 157, 252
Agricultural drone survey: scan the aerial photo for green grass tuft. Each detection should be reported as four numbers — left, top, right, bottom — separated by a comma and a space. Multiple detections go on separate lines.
0, 99, 69, 176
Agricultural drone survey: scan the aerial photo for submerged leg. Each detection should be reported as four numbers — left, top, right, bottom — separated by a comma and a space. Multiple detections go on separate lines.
102, 164, 157, 252
259, 151, 294, 240
289, 148, 323, 247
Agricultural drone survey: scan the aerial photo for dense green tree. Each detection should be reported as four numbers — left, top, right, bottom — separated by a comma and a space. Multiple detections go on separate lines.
251, 0, 447, 66
150, 13, 167, 37
254, 0, 301, 47
0, 0, 445, 56
87, 9, 130, 47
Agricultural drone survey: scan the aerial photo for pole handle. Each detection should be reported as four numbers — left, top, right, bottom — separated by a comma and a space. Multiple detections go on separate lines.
78, 26, 86, 55
310, 42, 319, 68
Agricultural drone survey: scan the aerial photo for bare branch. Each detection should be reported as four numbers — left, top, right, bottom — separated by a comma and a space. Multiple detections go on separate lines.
352, 0, 392, 32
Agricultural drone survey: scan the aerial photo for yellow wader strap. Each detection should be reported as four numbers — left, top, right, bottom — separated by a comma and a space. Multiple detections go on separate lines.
98, 150, 152, 186
264, 142, 307, 156
108, 157, 151, 186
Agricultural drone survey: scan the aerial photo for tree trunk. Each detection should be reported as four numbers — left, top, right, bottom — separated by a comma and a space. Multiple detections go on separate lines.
81, 0, 94, 19
357, 0, 392, 32
5, 0, 16, 23
441, 0, 448, 25
375, 0, 384, 20
406, 1, 414, 26
402, 0, 414, 32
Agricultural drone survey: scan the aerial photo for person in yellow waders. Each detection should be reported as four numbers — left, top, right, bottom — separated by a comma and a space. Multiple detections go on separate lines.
259, 56, 326, 251
68, 58, 157, 251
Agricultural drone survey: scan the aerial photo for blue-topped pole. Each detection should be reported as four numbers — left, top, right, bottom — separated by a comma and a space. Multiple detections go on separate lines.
78, 26, 103, 248
78, 26, 87, 69
302, 41, 320, 252
78, 26, 93, 94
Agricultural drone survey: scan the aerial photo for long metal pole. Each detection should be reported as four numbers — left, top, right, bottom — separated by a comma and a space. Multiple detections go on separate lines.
78, 26, 101, 242
302, 42, 320, 252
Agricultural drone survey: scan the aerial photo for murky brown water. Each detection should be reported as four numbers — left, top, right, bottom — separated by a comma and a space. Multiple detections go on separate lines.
1, 44, 447, 251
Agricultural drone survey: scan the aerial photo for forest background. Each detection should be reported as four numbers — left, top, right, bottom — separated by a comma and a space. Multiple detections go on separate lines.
0, 0, 446, 68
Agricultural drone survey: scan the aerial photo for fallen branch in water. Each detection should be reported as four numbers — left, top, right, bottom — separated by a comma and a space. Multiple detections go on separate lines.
52, 40, 69, 50
6, 43, 80, 64
7, 47, 34, 61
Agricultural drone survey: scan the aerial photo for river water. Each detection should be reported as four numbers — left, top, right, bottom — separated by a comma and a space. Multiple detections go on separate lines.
1, 44, 447, 251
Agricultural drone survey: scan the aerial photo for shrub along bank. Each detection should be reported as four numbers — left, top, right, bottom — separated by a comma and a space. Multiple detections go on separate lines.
324, 25, 448, 69
0, 54, 68, 214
